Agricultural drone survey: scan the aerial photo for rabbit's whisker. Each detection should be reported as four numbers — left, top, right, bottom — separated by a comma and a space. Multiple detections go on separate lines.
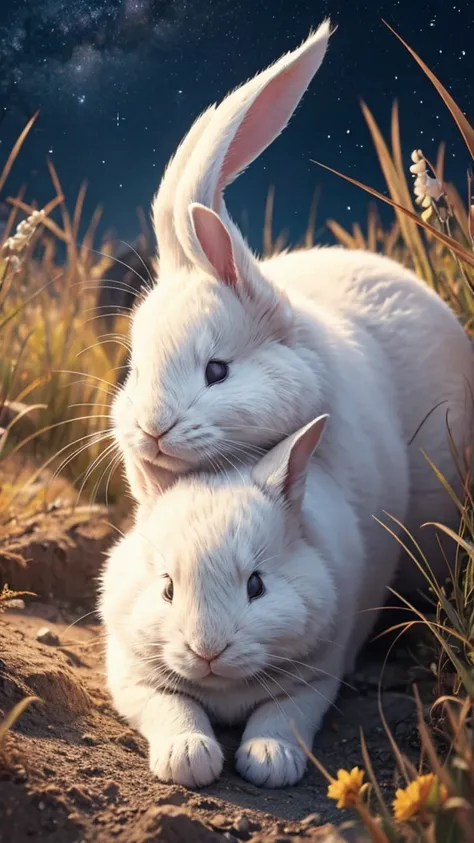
260, 669, 312, 728
264, 663, 342, 714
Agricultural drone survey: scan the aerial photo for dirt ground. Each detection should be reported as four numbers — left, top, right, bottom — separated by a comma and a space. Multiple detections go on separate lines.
0, 506, 430, 843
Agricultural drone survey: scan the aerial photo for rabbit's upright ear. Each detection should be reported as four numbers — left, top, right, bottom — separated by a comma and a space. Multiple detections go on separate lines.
174, 19, 333, 272
188, 203, 239, 288
152, 107, 216, 275
189, 201, 292, 327
253, 415, 329, 510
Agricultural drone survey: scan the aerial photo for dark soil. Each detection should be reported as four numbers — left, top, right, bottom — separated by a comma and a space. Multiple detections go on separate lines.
0, 510, 430, 843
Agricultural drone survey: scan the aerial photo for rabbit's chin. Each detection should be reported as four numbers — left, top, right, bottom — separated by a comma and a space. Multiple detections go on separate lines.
133, 433, 211, 475
136, 441, 222, 480
186, 672, 245, 693
141, 451, 193, 475
164, 655, 263, 690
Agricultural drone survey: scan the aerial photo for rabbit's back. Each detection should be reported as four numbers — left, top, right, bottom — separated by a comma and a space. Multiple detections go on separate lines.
264, 246, 473, 587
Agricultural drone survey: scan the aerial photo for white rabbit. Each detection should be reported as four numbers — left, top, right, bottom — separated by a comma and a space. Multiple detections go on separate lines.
113, 19, 473, 590
101, 399, 409, 789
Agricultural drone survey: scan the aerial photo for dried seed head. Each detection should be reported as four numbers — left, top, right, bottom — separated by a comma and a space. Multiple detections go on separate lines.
410, 158, 426, 175
4, 254, 22, 273
410, 149, 424, 163
421, 205, 433, 222
409, 148, 444, 217
1, 209, 45, 257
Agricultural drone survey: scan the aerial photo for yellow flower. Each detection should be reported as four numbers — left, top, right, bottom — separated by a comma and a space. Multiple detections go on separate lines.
393, 773, 448, 821
327, 766, 365, 809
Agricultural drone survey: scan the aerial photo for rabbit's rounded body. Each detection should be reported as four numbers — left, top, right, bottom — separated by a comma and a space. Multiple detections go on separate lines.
263, 245, 474, 588
101, 407, 408, 788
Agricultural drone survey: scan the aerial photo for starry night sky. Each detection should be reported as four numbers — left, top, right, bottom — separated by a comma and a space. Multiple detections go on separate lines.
0, 0, 473, 253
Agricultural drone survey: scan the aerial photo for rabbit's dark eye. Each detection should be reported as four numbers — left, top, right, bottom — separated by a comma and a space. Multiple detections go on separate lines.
205, 360, 228, 386
247, 572, 264, 601
163, 577, 174, 603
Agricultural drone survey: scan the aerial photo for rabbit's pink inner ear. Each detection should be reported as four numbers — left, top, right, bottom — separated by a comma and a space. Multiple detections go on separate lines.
190, 203, 238, 286
284, 415, 329, 505
215, 31, 329, 207
252, 414, 329, 509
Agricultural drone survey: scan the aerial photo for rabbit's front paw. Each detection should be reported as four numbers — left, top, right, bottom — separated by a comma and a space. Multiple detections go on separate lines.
235, 737, 307, 788
150, 732, 223, 788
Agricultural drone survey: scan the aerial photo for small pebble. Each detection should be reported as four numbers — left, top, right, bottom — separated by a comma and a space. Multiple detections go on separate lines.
42, 785, 61, 797
103, 780, 119, 800
300, 813, 321, 827
81, 732, 98, 746
36, 627, 60, 646
234, 815, 250, 834
210, 813, 231, 829
4, 598, 25, 610
114, 730, 142, 753
67, 785, 92, 809
81, 766, 103, 777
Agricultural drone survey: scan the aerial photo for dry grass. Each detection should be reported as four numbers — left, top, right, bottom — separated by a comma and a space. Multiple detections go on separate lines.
0, 584, 35, 610
0, 117, 141, 537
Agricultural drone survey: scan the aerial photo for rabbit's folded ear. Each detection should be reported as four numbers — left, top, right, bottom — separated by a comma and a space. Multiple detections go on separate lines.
253, 415, 329, 510
174, 19, 333, 268
152, 107, 216, 275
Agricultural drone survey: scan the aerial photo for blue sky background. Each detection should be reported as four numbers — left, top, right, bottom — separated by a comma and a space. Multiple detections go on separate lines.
0, 0, 472, 254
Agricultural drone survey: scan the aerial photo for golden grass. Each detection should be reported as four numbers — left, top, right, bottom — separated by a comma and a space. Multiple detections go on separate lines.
0, 123, 137, 532
0, 584, 35, 610
0, 696, 39, 748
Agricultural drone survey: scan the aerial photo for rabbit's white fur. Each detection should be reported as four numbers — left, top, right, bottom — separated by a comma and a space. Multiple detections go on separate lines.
101, 404, 408, 789
113, 20, 473, 591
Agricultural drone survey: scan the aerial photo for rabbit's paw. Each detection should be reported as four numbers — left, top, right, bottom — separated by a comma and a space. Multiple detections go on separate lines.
235, 737, 307, 788
150, 732, 223, 788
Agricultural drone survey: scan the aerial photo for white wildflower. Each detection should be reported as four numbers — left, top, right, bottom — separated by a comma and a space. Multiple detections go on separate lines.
409, 149, 444, 214
1, 209, 45, 256
409, 149, 426, 174
419, 173, 444, 201
3, 254, 22, 274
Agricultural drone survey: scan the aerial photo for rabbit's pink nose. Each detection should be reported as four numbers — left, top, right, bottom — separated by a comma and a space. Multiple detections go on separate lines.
190, 644, 228, 663
138, 422, 175, 443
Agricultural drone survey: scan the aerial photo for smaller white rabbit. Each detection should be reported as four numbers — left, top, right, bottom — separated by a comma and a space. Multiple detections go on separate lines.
100, 407, 408, 789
